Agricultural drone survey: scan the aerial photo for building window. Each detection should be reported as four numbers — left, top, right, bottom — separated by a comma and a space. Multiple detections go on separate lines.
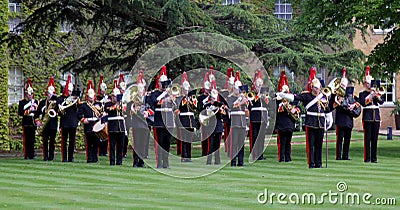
274, 0, 292, 20
8, 2, 22, 13
380, 74, 395, 104
8, 66, 24, 105
221, 0, 240, 5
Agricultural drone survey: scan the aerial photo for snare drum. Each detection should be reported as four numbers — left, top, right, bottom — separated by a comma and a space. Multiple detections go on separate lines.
93, 121, 108, 141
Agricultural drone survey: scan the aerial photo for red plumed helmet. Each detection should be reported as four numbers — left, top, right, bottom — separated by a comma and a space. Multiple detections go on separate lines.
307, 67, 320, 91
159, 66, 168, 82
209, 66, 216, 82
181, 72, 190, 91
63, 74, 73, 97
364, 66, 373, 84
224, 67, 235, 89
252, 69, 263, 90
202, 72, 211, 92
24, 78, 34, 97
278, 70, 290, 93
111, 79, 121, 96
97, 75, 107, 94
46, 77, 56, 96
118, 73, 126, 91
234, 71, 242, 89
86, 80, 96, 100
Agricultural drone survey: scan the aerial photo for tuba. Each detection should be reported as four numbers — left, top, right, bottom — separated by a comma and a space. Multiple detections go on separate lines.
37, 100, 57, 135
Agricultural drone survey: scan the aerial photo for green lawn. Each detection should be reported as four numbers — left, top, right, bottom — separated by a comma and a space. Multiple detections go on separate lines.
0, 131, 399, 209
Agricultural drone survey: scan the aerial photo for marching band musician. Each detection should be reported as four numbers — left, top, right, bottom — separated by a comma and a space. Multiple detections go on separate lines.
18, 78, 38, 159
221, 67, 235, 155
274, 70, 299, 162
57, 75, 79, 162
358, 66, 383, 163
197, 71, 212, 156
117, 73, 130, 158
277, 67, 333, 168
77, 80, 102, 163
200, 80, 226, 165
35, 77, 59, 161
148, 66, 176, 168
225, 72, 248, 167
105, 80, 127, 165
97, 75, 109, 157
128, 70, 149, 168
175, 72, 197, 162
248, 69, 269, 161
328, 68, 361, 161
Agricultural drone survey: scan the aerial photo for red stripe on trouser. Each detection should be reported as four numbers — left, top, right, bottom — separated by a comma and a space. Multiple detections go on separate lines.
229, 128, 233, 159
305, 126, 310, 165
179, 129, 183, 158
224, 123, 228, 152
22, 127, 27, 159
131, 128, 135, 165
207, 137, 211, 155
60, 128, 65, 161
41, 133, 45, 159
153, 127, 159, 164
84, 133, 88, 161
107, 131, 111, 162
363, 122, 367, 161
277, 131, 281, 161
335, 125, 339, 159
249, 123, 253, 159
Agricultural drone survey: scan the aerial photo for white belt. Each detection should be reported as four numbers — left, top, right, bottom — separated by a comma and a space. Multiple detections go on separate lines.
179, 112, 194, 116
28, 113, 34, 117
155, 108, 173, 112
86, 117, 98, 121
364, 105, 379, 109
231, 111, 246, 115
108, 116, 124, 121
307, 112, 325, 117
251, 107, 267, 111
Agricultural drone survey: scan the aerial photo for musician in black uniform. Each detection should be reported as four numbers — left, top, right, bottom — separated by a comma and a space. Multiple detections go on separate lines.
248, 69, 269, 161
97, 75, 109, 157
220, 67, 235, 156
175, 72, 197, 162
148, 66, 176, 168
104, 80, 126, 165
35, 77, 59, 161
18, 78, 38, 159
278, 67, 333, 168
78, 80, 102, 163
117, 73, 130, 158
358, 66, 383, 163
199, 80, 227, 165
274, 70, 299, 162
197, 71, 212, 156
225, 72, 248, 167
57, 75, 79, 162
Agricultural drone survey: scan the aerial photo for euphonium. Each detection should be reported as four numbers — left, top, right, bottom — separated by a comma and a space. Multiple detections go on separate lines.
59, 96, 79, 114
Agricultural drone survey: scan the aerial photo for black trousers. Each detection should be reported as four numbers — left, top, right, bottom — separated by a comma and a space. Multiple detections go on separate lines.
61, 127, 77, 162
123, 129, 129, 157
22, 126, 36, 159
99, 138, 108, 156
206, 132, 222, 165
250, 122, 266, 160
305, 127, 324, 167
228, 127, 246, 166
108, 132, 124, 165
177, 128, 194, 159
42, 128, 57, 161
336, 126, 352, 159
363, 121, 380, 162
85, 132, 99, 163
132, 128, 150, 167
154, 127, 171, 168
277, 130, 293, 162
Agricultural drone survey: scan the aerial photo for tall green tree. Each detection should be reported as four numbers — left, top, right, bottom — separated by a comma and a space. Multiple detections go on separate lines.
295, 0, 400, 79
2, 0, 364, 81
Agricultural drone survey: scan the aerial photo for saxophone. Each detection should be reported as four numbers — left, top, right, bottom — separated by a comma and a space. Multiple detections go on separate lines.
37, 100, 57, 135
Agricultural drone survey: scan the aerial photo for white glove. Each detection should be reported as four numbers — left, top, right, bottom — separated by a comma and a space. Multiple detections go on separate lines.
326, 112, 333, 131
276, 92, 294, 102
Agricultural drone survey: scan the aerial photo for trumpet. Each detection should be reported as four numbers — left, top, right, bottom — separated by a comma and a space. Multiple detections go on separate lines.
322, 87, 332, 98
169, 83, 181, 97
246, 91, 255, 101
371, 86, 386, 97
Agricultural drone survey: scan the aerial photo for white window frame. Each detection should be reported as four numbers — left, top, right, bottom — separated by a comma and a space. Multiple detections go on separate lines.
8, 66, 24, 105
274, 0, 292, 20
221, 0, 241, 5
8, 2, 22, 13
59, 21, 72, 33
380, 73, 395, 106
8, 18, 22, 33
